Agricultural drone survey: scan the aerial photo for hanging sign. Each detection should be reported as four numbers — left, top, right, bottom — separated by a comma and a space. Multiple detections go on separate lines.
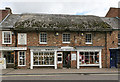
71, 54, 76, 60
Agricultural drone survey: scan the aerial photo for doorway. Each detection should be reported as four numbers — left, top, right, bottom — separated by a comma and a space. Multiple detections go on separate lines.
63, 51, 71, 68
110, 50, 117, 68
3, 51, 14, 68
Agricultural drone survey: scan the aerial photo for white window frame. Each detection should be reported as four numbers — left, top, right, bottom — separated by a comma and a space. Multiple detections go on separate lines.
118, 34, 120, 45
62, 33, 70, 43
57, 52, 62, 64
18, 51, 26, 66
30, 50, 57, 69
18, 33, 27, 45
77, 50, 102, 69
2, 31, 12, 44
39, 33, 47, 44
85, 33, 92, 44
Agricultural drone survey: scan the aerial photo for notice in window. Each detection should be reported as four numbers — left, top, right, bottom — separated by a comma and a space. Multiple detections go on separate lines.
71, 54, 76, 60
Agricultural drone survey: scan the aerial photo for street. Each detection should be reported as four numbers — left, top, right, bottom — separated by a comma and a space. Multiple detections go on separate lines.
1, 73, 118, 80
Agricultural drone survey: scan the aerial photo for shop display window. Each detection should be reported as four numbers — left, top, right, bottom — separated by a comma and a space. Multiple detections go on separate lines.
79, 52, 99, 65
33, 52, 54, 65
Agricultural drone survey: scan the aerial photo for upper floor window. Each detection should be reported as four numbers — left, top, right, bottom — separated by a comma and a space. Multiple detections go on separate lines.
2, 31, 12, 44
18, 33, 27, 45
86, 33, 92, 44
40, 33, 47, 44
118, 34, 120, 44
62, 33, 70, 43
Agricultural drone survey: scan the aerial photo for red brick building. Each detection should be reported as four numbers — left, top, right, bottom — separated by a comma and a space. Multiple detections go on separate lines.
0, 13, 119, 69
106, 7, 120, 17
105, 7, 120, 68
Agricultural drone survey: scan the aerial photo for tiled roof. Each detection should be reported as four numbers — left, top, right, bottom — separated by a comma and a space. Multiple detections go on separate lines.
0, 14, 112, 31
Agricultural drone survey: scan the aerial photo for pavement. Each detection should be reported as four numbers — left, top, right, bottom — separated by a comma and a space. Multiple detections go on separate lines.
0, 68, 118, 75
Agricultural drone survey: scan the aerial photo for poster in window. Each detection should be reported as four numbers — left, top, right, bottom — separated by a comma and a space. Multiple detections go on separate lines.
71, 54, 76, 60
18, 33, 27, 45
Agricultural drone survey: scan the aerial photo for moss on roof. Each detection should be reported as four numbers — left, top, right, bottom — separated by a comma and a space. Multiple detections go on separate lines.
0, 13, 112, 31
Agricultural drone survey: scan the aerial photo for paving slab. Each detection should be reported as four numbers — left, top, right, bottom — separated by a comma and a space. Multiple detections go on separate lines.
1, 68, 118, 75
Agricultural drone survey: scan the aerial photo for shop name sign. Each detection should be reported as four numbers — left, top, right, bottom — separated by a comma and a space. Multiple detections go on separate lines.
0, 47, 27, 50
0, 58, 6, 69
60, 47, 75, 51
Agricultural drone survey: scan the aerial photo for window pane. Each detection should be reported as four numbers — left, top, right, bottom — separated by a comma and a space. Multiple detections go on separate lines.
80, 52, 99, 65
40, 33, 47, 43
63, 34, 70, 42
19, 51, 25, 65
86, 34, 92, 43
4, 32, 11, 43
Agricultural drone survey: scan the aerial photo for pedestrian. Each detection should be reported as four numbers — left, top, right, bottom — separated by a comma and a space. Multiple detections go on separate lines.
66, 54, 71, 69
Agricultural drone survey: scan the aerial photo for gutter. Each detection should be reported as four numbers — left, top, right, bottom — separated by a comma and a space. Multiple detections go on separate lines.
105, 31, 107, 68
14, 30, 18, 69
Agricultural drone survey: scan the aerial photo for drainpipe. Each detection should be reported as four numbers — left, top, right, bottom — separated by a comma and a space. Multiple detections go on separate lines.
14, 30, 17, 69
105, 31, 107, 68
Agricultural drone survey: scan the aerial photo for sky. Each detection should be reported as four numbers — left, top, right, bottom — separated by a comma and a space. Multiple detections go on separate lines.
0, 0, 119, 17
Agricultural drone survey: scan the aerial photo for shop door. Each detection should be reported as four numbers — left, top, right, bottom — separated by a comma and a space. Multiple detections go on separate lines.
110, 50, 117, 68
3, 51, 14, 68
63, 52, 71, 67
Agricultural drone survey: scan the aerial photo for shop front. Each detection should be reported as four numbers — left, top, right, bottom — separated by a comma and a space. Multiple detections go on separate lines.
0, 47, 27, 69
76, 46, 103, 69
30, 46, 58, 69
30, 46, 103, 69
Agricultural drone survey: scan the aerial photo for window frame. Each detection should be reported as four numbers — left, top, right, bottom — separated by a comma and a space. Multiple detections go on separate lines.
39, 32, 47, 44
2, 31, 12, 44
62, 33, 70, 43
57, 52, 62, 64
85, 33, 92, 44
18, 51, 26, 66
118, 34, 120, 45
18, 33, 27, 45
33, 51, 55, 66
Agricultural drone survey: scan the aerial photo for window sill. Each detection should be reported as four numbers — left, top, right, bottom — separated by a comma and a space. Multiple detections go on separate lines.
62, 42, 70, 44
18, 44, 27, 45
85, 42, 92, 44
2, 43, 12, 45
18, 65, 26, 67
39, 42, 47, 44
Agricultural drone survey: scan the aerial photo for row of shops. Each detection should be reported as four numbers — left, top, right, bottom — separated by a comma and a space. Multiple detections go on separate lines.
0, 46, 103, 69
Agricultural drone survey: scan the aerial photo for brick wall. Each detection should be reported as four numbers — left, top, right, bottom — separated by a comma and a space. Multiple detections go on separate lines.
105, 8, 120, 17
1, 30, 119, 68
17, 31, 118, 68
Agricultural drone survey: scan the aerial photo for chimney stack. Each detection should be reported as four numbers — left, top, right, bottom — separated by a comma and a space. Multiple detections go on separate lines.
5, 7, 12, 14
